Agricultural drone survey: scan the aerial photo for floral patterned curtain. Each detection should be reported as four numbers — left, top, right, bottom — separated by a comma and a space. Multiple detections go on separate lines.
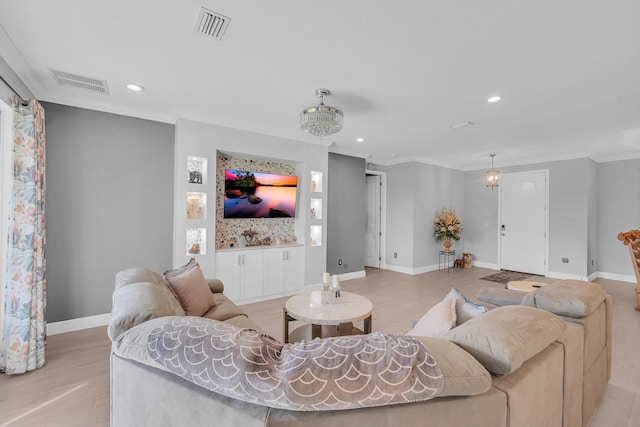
0, 98, 46, 375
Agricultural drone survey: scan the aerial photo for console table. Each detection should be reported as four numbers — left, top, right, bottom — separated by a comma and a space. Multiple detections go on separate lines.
283, 291, 372, 343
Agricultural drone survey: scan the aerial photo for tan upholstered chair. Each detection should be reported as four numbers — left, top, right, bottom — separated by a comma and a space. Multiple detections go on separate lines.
617, 229, 640, 311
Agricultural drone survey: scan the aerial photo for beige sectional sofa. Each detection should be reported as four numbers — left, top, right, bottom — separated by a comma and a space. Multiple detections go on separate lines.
477, 280, 613, 426
108, 268, 610, 427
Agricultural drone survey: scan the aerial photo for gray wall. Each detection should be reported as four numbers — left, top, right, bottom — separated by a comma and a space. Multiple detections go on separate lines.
463, 158, 592, 277
411, 163, 465, 267
327, 153, 366, 275
383, 163, 415, 269
459, 170, 500, 265
379, 162, 465, 272
597, 158, 640, 276
44, 102, 174, 321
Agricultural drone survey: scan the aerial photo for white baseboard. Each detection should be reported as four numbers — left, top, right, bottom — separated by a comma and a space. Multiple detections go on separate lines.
472, 261, 499, 270
48, 313, 110, 336
587, 272, 599, 282
382, 264, 440, 275
338, 270, 366, 281
546, 271, 589, 281
595, 271, 636, 283
383, 264, 414, 275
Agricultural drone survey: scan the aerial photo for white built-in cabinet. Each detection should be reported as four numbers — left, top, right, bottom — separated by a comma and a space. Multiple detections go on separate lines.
216, 245, 304, 302
264, 247, 304, 295
215, 250, 264, 301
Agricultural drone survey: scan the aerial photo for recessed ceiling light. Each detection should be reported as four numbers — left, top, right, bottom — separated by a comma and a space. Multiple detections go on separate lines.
356, 138, 364, 142
487, 96, 502, 103
126, 83, 144, 92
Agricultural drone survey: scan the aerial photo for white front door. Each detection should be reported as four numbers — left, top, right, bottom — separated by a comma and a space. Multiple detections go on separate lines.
499, 171, 548, 275
365, 175, 381, 268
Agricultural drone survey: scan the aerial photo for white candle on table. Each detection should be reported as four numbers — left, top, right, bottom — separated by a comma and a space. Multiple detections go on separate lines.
323, 272, 330, 284
332, 275, 340, 288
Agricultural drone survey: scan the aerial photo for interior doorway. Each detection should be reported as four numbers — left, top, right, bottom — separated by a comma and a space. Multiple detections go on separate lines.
365, 170, 386, 269
498, 170, 549, 275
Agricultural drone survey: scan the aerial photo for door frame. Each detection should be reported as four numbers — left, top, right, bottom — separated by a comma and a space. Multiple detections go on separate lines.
497, 169, 550, 276
365, 169, 387, 269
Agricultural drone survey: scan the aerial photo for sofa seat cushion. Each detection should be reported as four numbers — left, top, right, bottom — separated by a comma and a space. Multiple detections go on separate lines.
535, 280, 608, 318
109, 268, 185, 341
445, 305, 566, 375
129, 317, 445, 411
413, 336, 492, 397
202, 293, 247, 321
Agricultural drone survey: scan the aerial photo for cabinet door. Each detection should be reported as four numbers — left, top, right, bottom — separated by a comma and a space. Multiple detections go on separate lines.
216, 252, 241, 301
264, 249, 285, 296
240, 251, 264, 299
283, 247, 304, 291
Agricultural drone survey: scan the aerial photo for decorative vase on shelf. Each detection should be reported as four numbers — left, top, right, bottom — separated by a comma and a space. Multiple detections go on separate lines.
442, 236, 453, 252
311, 180, 317, 192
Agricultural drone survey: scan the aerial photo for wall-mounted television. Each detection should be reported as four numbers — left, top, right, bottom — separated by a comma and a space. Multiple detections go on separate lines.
224, 169, 298, 218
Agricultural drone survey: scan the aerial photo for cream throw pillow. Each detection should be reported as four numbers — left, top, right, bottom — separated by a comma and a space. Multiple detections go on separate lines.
166, 264, 218, 316
408, 293, 457, 338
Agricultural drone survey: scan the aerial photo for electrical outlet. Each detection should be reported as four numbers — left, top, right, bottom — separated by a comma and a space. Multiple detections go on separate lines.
338, 259, 342, 265
562, 258, 569, 263
394, 252, 398, 259
592, 259, 594, 266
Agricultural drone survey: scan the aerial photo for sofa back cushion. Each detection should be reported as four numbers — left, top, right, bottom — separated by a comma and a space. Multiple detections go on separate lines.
445, 305, 566, 375
109, 268, 186, 341
534, 280, 607, 318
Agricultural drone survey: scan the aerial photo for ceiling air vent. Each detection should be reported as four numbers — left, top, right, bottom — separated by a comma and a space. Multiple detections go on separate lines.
195, 7, 230, 40
50, 69, 109, 95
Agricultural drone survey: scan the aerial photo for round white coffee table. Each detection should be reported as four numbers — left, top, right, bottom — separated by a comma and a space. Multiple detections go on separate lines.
284, 291, 373, 343
506, 280, 547, 292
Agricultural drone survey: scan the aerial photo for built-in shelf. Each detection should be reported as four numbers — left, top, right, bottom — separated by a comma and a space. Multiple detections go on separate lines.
187, 192, 207, 220
310, 171, 323, 193
187, 156, 208, 184
310, 198, 322, 220
310, 225, 322, 247
187, 228, 207, 255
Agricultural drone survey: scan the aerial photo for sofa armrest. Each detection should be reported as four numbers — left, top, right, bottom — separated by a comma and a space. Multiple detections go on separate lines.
207, 279, 224, 294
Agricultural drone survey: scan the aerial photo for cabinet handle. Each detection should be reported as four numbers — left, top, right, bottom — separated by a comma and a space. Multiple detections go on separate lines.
238, 254, 241, 265
242, 254, 245, 265
286, 251, 289, 261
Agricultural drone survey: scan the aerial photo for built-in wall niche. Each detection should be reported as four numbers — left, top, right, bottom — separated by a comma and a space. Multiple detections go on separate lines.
187, 156, 208, 184
187, 192, 207, 220
310, 198, 322, 220
310, 171, 323, 193
187, 228, 207, 255
310, 225, 322, 247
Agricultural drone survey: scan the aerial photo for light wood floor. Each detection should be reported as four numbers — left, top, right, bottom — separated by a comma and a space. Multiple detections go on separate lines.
0, 267, 638, 426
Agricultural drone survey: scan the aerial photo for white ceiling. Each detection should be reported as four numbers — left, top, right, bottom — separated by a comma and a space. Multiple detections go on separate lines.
1, 0, 639, 170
